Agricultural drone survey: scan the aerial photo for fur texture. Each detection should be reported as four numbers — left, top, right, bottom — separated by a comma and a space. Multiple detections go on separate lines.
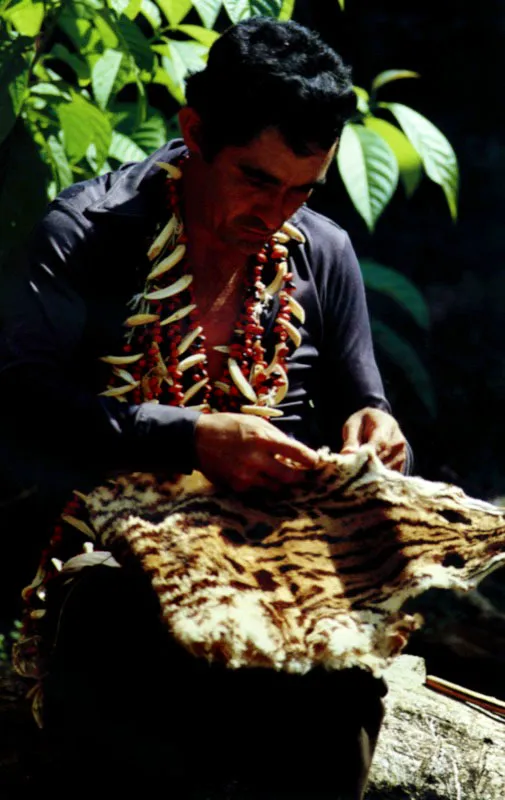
85, 447, 505, 676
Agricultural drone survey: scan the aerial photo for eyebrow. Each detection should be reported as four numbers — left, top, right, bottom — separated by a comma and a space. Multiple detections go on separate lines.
239, 164, 327, 192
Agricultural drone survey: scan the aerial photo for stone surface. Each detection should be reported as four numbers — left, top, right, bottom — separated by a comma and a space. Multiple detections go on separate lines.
366, 655, 505, 800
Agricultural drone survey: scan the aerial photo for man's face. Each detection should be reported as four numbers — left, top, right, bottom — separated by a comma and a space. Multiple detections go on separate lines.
196, 127, 338, 254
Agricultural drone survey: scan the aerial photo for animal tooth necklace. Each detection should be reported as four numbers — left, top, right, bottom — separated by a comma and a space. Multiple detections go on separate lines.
17, 156, 308, 668
99, 157, 306, 418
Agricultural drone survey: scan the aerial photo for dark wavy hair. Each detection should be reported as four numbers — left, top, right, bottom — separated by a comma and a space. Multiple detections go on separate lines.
185, 18, 356, 159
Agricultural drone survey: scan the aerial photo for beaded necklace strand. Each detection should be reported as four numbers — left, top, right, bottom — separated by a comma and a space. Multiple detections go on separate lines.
99, 158, 306, 418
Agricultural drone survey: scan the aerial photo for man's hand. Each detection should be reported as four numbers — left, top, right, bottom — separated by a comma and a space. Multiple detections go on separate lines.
341, 407, 407, 472
195, 412, 319, 492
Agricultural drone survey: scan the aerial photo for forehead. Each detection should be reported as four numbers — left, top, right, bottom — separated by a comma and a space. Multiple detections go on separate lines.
220, 126, 337, 185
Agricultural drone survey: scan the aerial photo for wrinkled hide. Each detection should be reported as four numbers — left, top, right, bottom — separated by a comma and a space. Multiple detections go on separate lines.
86, 447, 505, 676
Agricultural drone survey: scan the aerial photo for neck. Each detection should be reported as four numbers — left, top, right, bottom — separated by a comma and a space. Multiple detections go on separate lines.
180, 153, 248, 275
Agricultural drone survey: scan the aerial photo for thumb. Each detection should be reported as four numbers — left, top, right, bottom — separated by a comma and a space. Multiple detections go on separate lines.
341, 414, 363, 453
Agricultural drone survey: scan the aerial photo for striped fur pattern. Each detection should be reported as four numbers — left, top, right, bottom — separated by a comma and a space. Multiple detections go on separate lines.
86, 446, 505, 676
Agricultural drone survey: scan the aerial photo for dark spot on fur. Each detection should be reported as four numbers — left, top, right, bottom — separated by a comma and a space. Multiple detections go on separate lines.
442, 551, 466, 569
254, 569, 278, 591
246, 522, 274, 540
278, 563, 297, 574
439, 509, 472, 525
220, 527, 245, 545
290, 582, 299, 595
225, 555, 245, 574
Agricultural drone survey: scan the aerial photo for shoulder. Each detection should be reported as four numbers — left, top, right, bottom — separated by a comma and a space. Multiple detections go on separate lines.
290, 206, 362, 299
32, 139, 187, 255
293, 206, 353, 264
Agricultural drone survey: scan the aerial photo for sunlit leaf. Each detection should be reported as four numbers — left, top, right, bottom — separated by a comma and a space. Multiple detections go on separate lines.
175, 24, 219, 47
49, 44, 90, 84
278, 0, 295, 20
223, 0, 283, 21
95, 11, 120, 48
155, 39, 208, 103
360, 259, 429, 330
371, 319, 435, 417
139, 0, 161, 28
192, 0, 222, 28
108, 0, 130, 13
0, 37, 31, 146
337, 123, 399, 232
46, 133, 74, 190
117, 12, 154, 72
58, 93, 112, 168
364, 116, 422, 198
3, 0, 44, 36
157, 0, 192, 25
381, 102, 459, 220
92, 49, 123, 109
109, 0, 142, 17
371, 70, 420, 94
353, 85, 370, 115
109, 130, 148, 163
57, 10, 94, 52
130, 111, 168, 152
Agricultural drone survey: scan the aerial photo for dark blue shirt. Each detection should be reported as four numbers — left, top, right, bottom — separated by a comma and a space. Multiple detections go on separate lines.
0, 140, 397, 513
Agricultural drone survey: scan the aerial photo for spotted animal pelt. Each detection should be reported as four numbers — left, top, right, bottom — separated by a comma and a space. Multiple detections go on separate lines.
86, 446, 505, 677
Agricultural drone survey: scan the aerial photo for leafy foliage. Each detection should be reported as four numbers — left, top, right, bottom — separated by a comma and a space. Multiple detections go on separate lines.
338, 72, 459, 232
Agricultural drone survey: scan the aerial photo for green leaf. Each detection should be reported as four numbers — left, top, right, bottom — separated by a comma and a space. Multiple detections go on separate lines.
46, 133, 74, 190
130, 111, 168, 152
95, 11, 120, 48
371, 319, 436, 417
57, 93, 112, 168
92, 49, 123, 109
192, 0, 222, 28
139, 0, 161, 28
0, 37, 31, 146
109, 129, 147, 163
57, 10, 94, 52
360, 259, 429, 330
337, 123, 399, 232
155, 38, 208, 103
278, 0, 295, 20
157, 0, 192, 25
3, 0, 44, 36
353, 85, 370, 115
109, 0, 143, 16
223, 0, 283, 21
175, 24, 219, 46
71, 0, 104, 17
49, 44, 90, 84
117, 12, 154, 72
364, 116, 422, 198
371, 70, 420, 94
108, 0, 130, 13
381, 102, 459, 220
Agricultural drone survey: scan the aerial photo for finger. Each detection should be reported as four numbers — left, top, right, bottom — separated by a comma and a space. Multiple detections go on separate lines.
382, 452, 406, 473
341, 415, 364, 452
263, 455, 310, 485
378, 442, 406, 472
265, 437, 319, 469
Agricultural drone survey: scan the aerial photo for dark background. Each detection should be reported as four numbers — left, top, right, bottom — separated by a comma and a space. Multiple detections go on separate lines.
296, 0, 505, 500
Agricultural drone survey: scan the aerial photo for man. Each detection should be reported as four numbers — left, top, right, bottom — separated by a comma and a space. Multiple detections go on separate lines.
1, 17, 408, 798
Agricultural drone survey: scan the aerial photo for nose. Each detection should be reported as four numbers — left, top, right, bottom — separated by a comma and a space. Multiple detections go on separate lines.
252, 189, 294, 232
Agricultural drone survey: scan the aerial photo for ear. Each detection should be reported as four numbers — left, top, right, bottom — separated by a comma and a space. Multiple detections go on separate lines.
178, 107, 204, 155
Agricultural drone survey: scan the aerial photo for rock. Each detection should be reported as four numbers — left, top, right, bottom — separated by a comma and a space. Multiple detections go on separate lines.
366, 655, 505, 800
